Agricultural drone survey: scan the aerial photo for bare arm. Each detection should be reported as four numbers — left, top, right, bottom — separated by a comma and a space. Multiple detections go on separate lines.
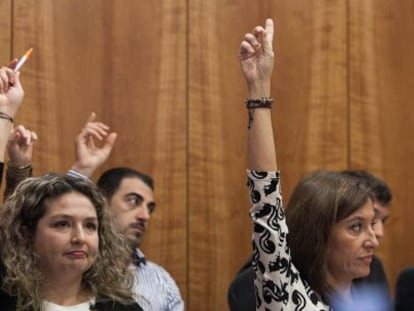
239, 18, 277, 172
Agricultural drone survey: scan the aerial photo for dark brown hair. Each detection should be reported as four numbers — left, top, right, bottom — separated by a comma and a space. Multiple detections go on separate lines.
285, 170, 370, 302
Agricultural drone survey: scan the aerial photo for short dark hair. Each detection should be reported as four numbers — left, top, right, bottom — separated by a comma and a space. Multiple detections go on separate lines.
341, 170, 392, 206
97, 167, 154, 200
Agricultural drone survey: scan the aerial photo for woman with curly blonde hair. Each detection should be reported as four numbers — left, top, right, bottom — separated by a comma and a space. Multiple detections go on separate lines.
0, 173, 143, 311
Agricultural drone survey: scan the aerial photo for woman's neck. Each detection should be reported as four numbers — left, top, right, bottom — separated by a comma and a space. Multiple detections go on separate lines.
41, 276, 91, 306
327, 274, 353, 302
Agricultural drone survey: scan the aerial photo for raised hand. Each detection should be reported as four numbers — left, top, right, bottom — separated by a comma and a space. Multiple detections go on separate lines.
239, 18, 274, 96
0, 59, 24, 118
7, 125, 38, 166
71, 112, 117, 177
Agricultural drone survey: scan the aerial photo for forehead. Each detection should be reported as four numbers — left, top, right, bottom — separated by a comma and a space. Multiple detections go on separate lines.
373, 202, 390, 218
117, 177, 154, 199
342, 200, 375, 222
43, 192, 97, 218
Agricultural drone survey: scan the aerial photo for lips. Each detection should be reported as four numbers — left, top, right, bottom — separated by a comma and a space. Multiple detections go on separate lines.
359, 255, 373, 264
130, 223, 146, 234
65, 250, 87, 258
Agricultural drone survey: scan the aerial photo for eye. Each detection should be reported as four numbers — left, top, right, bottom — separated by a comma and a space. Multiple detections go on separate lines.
147, 203, 156, 214
54, 221, 70, 229
126, 195, 143, 207
350, 223, 362, 232
85, 222, 98, 231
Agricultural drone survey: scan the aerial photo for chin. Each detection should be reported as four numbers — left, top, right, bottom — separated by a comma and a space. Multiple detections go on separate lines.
354, 268, 370, 279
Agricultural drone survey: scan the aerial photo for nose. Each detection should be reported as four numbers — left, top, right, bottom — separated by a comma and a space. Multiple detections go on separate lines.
135, 205, 151, 221
71, 226, 86, 244
373, 220, 384, 241
365, 226, 379, 250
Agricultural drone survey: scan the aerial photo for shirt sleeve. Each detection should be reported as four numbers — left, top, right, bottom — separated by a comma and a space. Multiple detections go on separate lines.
4, 163, 32, 200
160, 267, 184, 311
248, 170, 330, 311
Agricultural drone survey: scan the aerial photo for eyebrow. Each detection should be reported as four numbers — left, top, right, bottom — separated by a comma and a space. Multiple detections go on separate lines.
125, 193, 155, 204
49, 215, 98, 222
345, 213, 375, 223
125, 192, 144, 199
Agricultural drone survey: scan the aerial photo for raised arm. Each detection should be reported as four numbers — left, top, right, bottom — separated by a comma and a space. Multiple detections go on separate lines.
239, 18, 277, 172
70, 112, 117, 178
0, 60, 24, 162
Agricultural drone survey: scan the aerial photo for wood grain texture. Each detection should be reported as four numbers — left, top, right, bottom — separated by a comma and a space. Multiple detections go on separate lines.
349, 0, 414, 296
6, 0, 414, 308
188, 0, 347, 309
272, 0, 348, 198
12, 0, 187, 300
0, 0, 11, 62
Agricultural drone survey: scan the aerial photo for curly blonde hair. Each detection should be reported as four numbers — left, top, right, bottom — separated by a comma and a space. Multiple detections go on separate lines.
0, 173, 135, 310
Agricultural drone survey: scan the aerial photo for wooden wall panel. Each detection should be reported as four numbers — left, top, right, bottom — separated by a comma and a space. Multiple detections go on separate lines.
349, 0, 414, 295
0, 0, 11, 62
12, 0, 187, 301
188, 0, 347, 309
7, 0, 413, 308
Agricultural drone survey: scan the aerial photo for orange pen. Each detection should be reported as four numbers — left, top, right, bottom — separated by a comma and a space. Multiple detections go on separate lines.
14, 48, 33, 72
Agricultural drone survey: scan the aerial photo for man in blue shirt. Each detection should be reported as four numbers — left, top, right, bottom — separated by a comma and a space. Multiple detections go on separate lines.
97, 167, 184, 311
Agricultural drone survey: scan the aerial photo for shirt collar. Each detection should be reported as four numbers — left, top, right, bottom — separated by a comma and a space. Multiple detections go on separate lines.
133, 248, 147, 266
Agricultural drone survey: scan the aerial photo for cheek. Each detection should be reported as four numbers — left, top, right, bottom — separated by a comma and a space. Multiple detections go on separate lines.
89, 234, 99, 253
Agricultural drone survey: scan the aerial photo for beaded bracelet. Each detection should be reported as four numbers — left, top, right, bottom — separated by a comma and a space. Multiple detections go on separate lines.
0, 112, 14, 123
245, 97, 274, 109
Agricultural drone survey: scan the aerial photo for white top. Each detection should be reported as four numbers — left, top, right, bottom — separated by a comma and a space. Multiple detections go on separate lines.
43, 298, 95, 311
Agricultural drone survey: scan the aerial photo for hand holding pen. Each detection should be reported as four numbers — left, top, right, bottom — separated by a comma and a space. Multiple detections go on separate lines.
0, 48, 32, 118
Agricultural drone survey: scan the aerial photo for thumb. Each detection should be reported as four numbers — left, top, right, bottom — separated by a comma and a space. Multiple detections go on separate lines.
7, 59, 18, 70
103, 132, 117, 151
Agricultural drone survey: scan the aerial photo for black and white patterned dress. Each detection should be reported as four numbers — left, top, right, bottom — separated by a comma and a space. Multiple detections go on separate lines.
248, 171, 331, 311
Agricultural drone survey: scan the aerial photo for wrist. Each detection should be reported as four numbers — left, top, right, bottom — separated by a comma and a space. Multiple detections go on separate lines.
247, 80, 271, 99
70, 163, 94, 178
7, 161, 32, 177
8, 161, 31, 168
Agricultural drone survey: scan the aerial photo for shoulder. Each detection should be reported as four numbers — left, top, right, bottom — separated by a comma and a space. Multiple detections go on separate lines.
395, 266, 414, 311
397, 266, 414, 285
144, 260, 177, 282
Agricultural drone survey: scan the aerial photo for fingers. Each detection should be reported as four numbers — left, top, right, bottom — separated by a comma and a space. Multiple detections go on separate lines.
239, 40, 256, 60
81, 122, 110, 140
0, 67, 15, 93
239, 32, 262, 60
7, 59, 18, 70
87, 112, 96, 123
251, 19, 274, 54
9, 125, 37, 146
240, 18, 274, 59
102, 132, 118, 151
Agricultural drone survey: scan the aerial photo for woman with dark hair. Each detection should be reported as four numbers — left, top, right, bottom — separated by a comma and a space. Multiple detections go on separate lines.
239, 19, 379, 310
0, 173, 143, 311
